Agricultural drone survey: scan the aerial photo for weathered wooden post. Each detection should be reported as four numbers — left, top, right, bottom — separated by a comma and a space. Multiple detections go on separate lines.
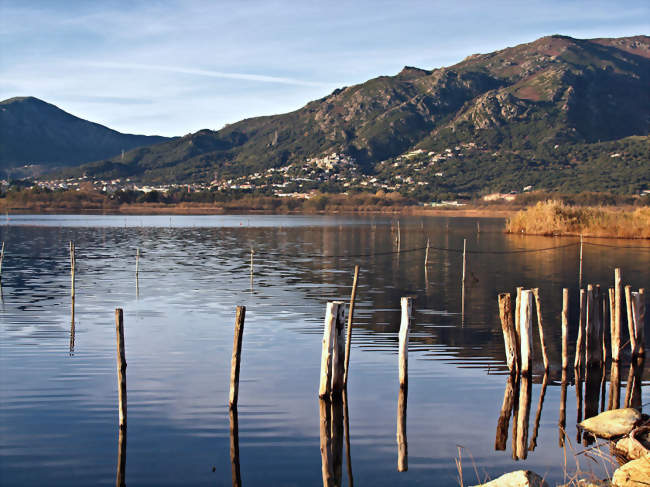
625, 285, 635, 354
343, 265, 359, 387
396, 220, 401, 253
229, 306, 246, 408
319, 302, 344, 398
498, 293, 518, 373
398, 297, 413, 388
631, 289, 645, 357
519, 290, 534, 375
0, 241, 4, 284
331, 302, 347, 395
115, 308, 127, 429
135, 248, 140, 278
397, 386, 408, 472
70, 241, 76, 300
608, 360, 621, 410
609, 288, 618, 362
532, 288, 549, 372
562, 288, 569, 369
578, 235, 583, 289
614, 268, 622, 361
515, 287, 523, 355
585, 285, 602, 367
574, 289, 586, 370
249, 248, 254, 279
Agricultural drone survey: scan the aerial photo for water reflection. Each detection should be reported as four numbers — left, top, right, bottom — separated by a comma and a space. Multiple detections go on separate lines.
514, 375, 532, 460
319, 397, 345, 487
625, 357, 645, 410
528, 373, 548, 452
115, 427, 126, 487
495, 374, 516, 451
230, 408, 241, 487
69, 297, 75, 355
397, 386, 407, 472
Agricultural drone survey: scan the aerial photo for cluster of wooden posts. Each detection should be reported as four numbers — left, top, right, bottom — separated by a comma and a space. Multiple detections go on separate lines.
495, 268, 646, 460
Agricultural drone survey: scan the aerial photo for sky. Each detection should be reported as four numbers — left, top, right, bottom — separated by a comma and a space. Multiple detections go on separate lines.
1, 0, 648, 137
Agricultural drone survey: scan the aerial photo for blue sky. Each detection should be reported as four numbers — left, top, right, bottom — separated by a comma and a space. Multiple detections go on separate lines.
1, 0, 648, 136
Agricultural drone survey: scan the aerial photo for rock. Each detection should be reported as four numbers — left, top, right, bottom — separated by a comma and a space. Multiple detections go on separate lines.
470, 470, 549, 487
612, 457, 650, 486
558, 481, 610, 487
614, 436, 650, 461
579, 409, 642, 439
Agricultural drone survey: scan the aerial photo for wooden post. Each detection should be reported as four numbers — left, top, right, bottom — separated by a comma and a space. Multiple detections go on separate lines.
574, 289, 586, 370
424, 238, 430, 268
578, 234, 583, 289
461, 239, 467, 288
585, 285, 601, 367
398, 297, 412, 388
397, 386, 408, 472
609, 288, 618, 362
631, 289, 646, 357
331, 302, 346, 395
625, 285, 635, 354
498, 293, 518, 373
343, 265, 359, 387
115, 308, 127, 429
532, 288, 549, 372
519, 290, 534, 375
229, 306, 246, 408
250, 248, 254, 279
319, 302, 344, 398
608, 360, 620, 410
515, 287, 523, 357
562, 289, 569, 369
135, 248, 140, 277
0, 241, 4, 284
70, 241, 76, 299
396, 220, 401, 253
477, 221, 480, 234
614, 268, 622, 361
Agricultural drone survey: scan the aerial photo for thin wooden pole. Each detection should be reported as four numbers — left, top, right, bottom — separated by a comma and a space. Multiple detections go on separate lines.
515, 287, 523, 358
397, 386, 408, 472
70, 241, 76, 300
578, 235, 583, 289
477, 221, 480, 234
562, 289, 569, 369
397, 220, 401, 253
519, 290, 534, 375
585, 285, 598, 367
625, 285, 635, 354
532, 288, 549, 372
424, 238, 430, 268
229, 306, 246, 408
461, 238, 467, 287
602, 288, 608, 363
398, 297, 413, 388
0, 241, 4, 284
632, 289, 646, 357
250, 248, 254, 279
613, 268, 622, 361
135, 248, 140, 277
498, 293, 518, 373
574, 289, 586, 370
115, 308, 127, 429
343, 265, 359, 387
319, 302, 344, 398
609, 288, 617, 362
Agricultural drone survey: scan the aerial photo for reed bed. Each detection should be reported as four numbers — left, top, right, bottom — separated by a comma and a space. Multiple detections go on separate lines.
506, 201, 650, 239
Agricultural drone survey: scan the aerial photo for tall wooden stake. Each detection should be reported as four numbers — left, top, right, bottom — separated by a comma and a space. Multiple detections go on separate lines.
532, 288, 549, 372
343, 265, 359, 387
135, 248, 140, 277
562, 289, 569, 369
0, 241, 4, 284
115, 308, 127, 429
331, 302, 346, 395
319, 302, 344, 398
398, 297, 413, 388
574, 289, 586, 370
397, 220, 401, 253
397, 386, 408, 472
70, 241, 76, 299
498, 293, 518, 374
625, 285, 635, 354
578, 235, 583, 289
229, 306, 246, 408
519, 290, 534, 375
461, 239, 467, 321
631, 289, 645, 357
613, 268, 622, 361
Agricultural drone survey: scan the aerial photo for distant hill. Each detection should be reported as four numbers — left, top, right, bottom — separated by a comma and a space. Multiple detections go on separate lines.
0, 97, 170, 175
32, 35, 650, 195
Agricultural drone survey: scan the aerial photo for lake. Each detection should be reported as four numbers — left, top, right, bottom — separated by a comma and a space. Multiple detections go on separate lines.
0, 214, 648, 486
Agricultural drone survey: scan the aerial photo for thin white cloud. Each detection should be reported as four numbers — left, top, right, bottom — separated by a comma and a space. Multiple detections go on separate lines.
84, 61, 330, 88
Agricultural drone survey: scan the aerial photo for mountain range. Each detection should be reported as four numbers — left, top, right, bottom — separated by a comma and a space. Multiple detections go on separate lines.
2, 34, 649, 195
0, 96, 169, 176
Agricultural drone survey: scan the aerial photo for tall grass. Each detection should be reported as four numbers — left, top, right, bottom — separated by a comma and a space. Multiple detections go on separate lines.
506, 201, 650, 239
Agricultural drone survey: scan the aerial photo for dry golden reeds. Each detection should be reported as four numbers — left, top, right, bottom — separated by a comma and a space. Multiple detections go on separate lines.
506, 201, 650, 239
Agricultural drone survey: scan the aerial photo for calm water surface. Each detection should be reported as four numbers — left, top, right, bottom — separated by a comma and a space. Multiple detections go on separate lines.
0, 214, 648, 486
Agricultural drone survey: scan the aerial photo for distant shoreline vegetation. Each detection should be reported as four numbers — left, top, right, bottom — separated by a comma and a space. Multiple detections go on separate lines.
506, 200, 650, 239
